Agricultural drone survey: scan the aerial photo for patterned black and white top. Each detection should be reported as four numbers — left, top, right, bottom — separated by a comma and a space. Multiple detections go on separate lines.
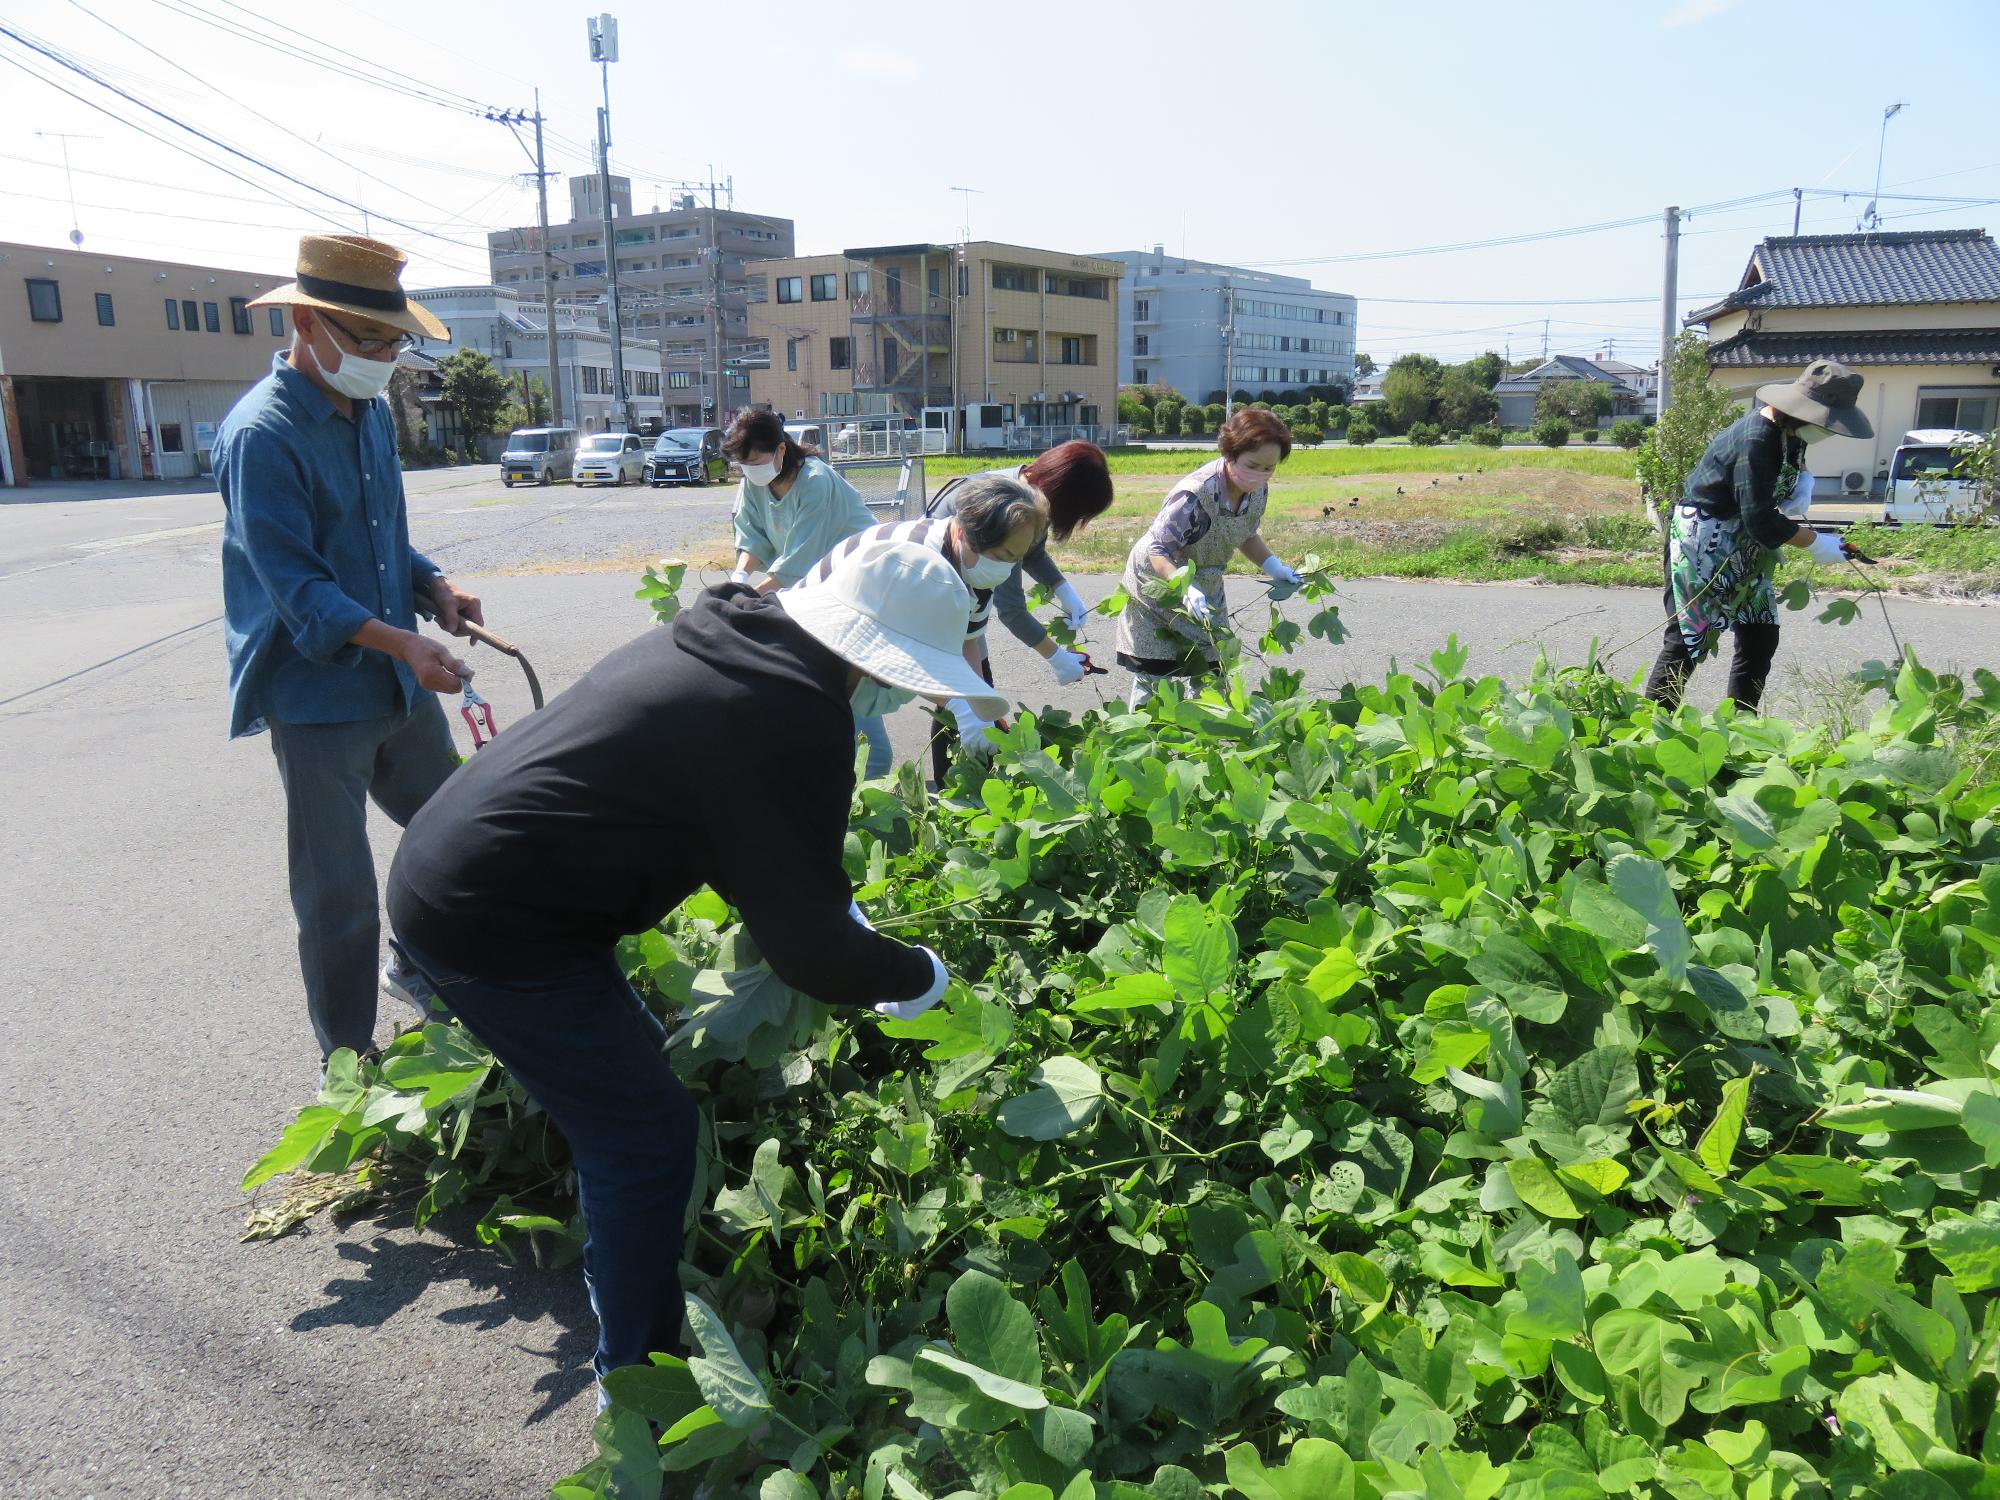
793, 518, 990, 640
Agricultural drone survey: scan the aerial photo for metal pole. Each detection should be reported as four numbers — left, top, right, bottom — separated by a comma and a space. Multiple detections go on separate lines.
1224, 283, 1236, 421
532, 92, 563, 427
1791, 187, 1802, 236
596, 67, 632, 432
919, 250, 931, 436
708, 210, 721, 427
950, 246, 962, 453
1658, 205, 1680, 419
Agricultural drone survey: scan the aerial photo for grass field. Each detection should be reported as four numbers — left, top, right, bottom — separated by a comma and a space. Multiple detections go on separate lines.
923, 444, 2000, 594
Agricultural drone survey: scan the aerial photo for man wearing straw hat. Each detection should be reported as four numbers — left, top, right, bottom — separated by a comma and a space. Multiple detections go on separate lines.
1642, 359, 1872, 711
216, 234, 485, 1070
385, 537, 998, 1392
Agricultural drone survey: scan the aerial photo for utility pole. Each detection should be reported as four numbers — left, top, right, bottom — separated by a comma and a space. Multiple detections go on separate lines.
950, 244, 963, 453
531, 93, 563, 427
1223, 283, 1237, 421
485, 103, 564, 426
587, 13, 634, 433
1658, 205, 1680, 419
1541, 318, 1550, 361
706, 161, 723, 426
1791, 187, 1802, 235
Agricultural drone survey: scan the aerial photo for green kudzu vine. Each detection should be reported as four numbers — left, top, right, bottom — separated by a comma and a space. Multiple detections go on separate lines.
245, 560, 2000, 1500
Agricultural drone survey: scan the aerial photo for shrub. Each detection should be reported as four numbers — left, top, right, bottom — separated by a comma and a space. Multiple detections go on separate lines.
1204, 402, 1226, 428
1257, 390, 1279, 405
1580, 427, 1601, 443
1230, 389, 1253, 405
1533, 416, 1572, 447
1289, 423, 1323, 445
1326, 404, 1351, 433
1345, 414, 1378, 445
1202, 389, 1225, 405
1468, 423, 1503, 447
1496, 516, 1572, 554
1407, 422, 1444, 447
1129, 417, 1152, 438
1611, 417, 1646, 449
1178, 406, 1206, 437
1578, 513, 1659, 549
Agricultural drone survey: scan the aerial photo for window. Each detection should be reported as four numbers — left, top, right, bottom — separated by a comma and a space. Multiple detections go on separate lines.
1045, 274, 1107, 299
26, 278, 61, 322
1080, 405, 1098, 426
846, 270, 869, 298
786, 338, 798, 372
582, 366, 602, 395
1133, 366, 1149, 384
1134, 297, 1151, 321
776, 276, 803, 304
991, 264, 1034, 292
1915, 387, 1999, 433
1057, 335, 1093, 365
729, 370, 748, 388
668, 371, 694, 389
829, 336, 851, 370
269, 306, 285, 336
203, 301, 220, 332
1134, 334, 1149, 357
165, 298, 180, 330
810, 273, 837, 301
158, 422, 184, 454
959, 265, 969, 297
230, 297, 252, 335
95, 292, 114, 327
182, 299, 199, 333
614, 227, 654, 246
927, 267, 941, 297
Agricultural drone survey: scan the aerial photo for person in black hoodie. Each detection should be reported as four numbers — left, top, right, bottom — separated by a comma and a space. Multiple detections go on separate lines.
385, 536, 1012, 1392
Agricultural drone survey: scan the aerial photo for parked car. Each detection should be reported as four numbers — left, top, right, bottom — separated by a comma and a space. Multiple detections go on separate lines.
1883, 428, 1991, 524
783, 421, 827, 453
644, 427, 727, 487
499, 426, 579, 487
573, 432, 647, 487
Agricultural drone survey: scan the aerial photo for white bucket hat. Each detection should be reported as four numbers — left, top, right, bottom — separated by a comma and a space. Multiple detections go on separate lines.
778, 537, 1010, 720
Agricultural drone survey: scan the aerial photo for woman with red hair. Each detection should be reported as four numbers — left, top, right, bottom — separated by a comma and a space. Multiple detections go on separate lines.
1114, 409, 1303, 707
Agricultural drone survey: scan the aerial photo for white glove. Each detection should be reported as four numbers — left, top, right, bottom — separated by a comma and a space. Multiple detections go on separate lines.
1183, 585, 1214, 625
1047, 647, 1087, 685
728, 567, 772, 589
1054, 581, 1089, 632
1256, 556, 1304, 592
874, 947, 949, 1021
847, 898, 874, 931
948, 698, 999, 759
1805, 530, 1847, 567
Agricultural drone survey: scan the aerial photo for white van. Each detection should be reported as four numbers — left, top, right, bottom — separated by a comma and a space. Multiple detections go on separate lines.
1883, 428, 1990, 524
500, 427, 579, 487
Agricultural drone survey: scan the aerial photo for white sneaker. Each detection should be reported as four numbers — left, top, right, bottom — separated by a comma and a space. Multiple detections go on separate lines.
381, 956, 437, 1019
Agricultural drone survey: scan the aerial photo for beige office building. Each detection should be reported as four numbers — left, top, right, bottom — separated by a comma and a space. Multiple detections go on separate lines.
0, 241, 305, 486
746, 241, 1123, 449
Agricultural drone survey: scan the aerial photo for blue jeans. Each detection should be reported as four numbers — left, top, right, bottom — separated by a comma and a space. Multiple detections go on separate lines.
392, 935, 699, 1379
855, 712, 892, 779
267, 698, 457, 1059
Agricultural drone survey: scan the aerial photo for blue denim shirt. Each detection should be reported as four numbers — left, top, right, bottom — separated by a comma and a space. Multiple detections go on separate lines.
217, 353, 440, 737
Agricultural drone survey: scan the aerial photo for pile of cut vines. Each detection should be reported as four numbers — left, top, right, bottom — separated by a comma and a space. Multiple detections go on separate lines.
245, 563, 2000, 1500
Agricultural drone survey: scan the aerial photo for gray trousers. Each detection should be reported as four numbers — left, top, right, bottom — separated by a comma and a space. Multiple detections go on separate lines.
267, 697, 458, 1060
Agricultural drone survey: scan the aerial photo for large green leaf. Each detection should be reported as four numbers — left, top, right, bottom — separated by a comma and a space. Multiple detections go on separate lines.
1163, 896, 1236, 1002
1224, 1438, 1356, 1500
1607, 853, 1690, 983
949, 1270, 1042, 1387
1545, 1046, 1641, 1131
682, 1293, 772, 1429
1592, 1309, 1704, 1425
995, 1056, 1106, 1140
1467, 936, 1568, 1024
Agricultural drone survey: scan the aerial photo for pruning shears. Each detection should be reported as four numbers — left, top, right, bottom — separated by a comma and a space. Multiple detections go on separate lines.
1076, 652, 1110, 677
459, 678, 498, 749
1842, 540, 1880, 566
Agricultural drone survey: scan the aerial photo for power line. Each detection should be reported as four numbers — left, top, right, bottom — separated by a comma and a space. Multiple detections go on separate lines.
0, 21, 490, 254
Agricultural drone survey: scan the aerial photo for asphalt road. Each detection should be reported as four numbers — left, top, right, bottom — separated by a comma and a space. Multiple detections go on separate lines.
1, 466, 1994, 1499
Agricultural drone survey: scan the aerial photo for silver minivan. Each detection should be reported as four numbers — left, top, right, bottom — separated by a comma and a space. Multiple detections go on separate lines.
500, 427, 579, 487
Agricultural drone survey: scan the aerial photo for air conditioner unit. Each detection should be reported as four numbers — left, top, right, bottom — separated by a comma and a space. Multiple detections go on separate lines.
1841, 468, 1869, 494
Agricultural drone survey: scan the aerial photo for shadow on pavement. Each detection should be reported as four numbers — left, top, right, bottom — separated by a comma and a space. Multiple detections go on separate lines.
291, 1213, 596, 1424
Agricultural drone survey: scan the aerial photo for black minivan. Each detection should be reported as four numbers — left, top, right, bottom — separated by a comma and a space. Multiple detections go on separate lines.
644, 428, 727, 487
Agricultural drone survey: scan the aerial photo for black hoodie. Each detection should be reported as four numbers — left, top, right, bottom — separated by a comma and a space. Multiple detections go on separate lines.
386, 586, 935, 1004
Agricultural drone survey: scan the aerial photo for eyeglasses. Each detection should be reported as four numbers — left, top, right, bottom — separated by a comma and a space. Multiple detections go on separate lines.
317, 309, 417, 358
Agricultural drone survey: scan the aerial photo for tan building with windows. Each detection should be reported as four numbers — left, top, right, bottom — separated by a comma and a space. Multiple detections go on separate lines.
746, 241, 1123, 450
0, 240, 304, 486
1688, 230, 2000, 499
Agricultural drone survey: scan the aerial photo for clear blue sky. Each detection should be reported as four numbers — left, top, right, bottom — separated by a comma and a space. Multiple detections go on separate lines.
4, 0, 1995, 366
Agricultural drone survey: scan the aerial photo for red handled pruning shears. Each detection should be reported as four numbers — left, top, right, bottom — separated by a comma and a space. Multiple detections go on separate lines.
459, 678, 498, 749
1076, 652, 1110, 677
1842, 540, 1879, 565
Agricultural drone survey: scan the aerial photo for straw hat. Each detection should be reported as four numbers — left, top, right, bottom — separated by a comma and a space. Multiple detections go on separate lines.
779, 538, 1010, 720
248, 234, 447, 340
1756, 359, 1874, 439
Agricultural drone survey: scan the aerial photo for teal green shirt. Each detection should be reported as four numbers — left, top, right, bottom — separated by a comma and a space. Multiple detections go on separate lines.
731, 456, 874, 585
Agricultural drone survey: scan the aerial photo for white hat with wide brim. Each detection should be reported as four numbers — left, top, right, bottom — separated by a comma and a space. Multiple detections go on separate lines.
778, 537, 1010, 721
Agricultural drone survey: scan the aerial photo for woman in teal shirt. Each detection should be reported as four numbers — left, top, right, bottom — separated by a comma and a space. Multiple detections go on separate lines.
722, 408, 889, 773
725, 410, 874, 590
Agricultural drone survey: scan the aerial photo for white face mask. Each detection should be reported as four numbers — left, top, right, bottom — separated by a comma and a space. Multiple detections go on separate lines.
852, 677, 914, 716
1795, 423, 1832, 445
961, 552, 1017, 588
315, 329, 398, 400
741, 459, 781, 487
